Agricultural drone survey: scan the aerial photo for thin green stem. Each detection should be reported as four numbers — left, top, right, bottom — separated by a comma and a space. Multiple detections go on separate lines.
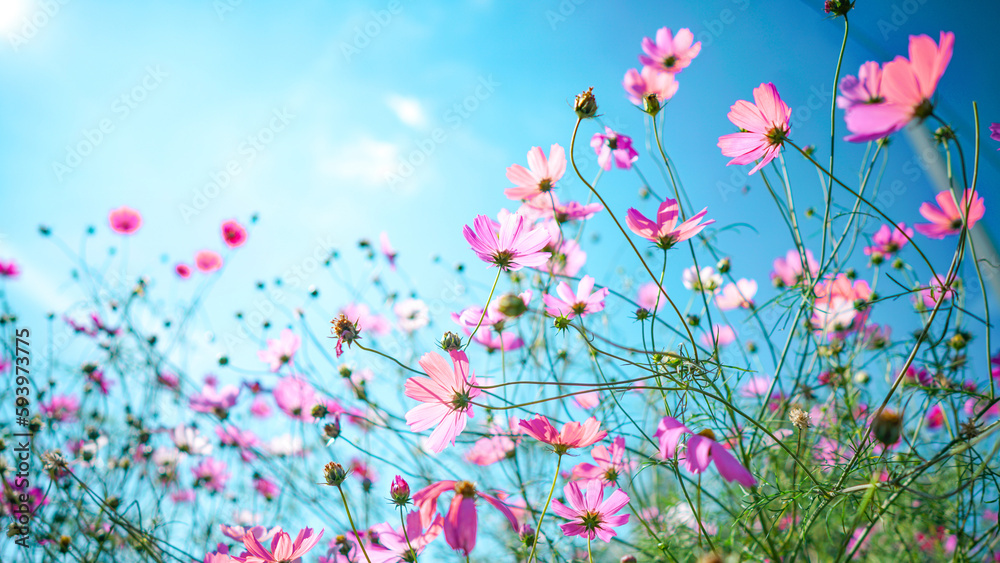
464, 268, 503, 351
526, 454, 563, 563
338, 485, 373, 563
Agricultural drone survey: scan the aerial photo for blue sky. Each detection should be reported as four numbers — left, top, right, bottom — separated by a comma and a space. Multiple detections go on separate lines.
1, 0, 999, 380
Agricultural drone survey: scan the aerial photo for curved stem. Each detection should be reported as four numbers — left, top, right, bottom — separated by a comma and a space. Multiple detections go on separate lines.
464, 268, 503, 351
526, 454, 563, 563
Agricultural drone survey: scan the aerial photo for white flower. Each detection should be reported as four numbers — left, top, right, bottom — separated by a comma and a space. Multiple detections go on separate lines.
682, 266, 722, 293
170, 425, 213, 456
395, 298, 430, 333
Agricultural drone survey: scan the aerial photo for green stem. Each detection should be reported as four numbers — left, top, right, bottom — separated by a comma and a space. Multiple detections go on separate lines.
399, 507, 417, 562
526, 454, 563, 563
338, 485, 373, 563
464, 268, 503, 351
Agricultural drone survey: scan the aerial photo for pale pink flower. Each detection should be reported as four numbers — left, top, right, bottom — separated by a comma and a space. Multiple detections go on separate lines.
682, 265, 722, 293
518, 193, 602, 224
466, 434, 517, 466
571, 436, 636, 485
701, 325, 736, 349
404, 350, 481, 453
864, 222, 913, 259
715, 279, 757, 310
0, 259, 20, 278
639, 27, 701, 73
573, 391, 600, 410
220, 525, 279, 543
469, 328, 524, 352
412, 480, 519, 556
394, 298, 429, 333
505, 144, 566, 201
195, 250, 223, 273
221, 220, 247, 248
235, 527, 324, 563
623, 66, 679, 106
915, 189, 985, 239
171, 425, 213, 456
366, 511, 443, 563
542, 236, 587, 277
340, 303, 391, 337
838, 61, 885, 110
157, 371, 180, 389
718, 82, 792, 175
519, 415, 607, 454
249, 397, 271, 418
380, 231, 398, 270
844, 32, 954, 142
637, 281, 668, 312
812, 274, 873, 333
655, 416, 756, 487
914, 274, 957, 309
257, 329, 300, 372
550, 480, 630, 542
273, 376, 318, 422
626, 198, 714, 249
171, 489, 196, 504
590, 128, 639, 170
542, 275, 609, 319
771, 248, 819, 287
189, 383, 240, 418
108, 206, 142, 234
192, 458, 230, 492
463, 212, 550, 271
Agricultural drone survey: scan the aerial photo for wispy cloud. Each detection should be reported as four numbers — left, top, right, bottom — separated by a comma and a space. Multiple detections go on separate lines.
385, 94, 428, 129
316, 135, 400, 188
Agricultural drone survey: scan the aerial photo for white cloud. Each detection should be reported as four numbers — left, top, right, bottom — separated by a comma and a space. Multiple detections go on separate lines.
316, 135, 400, 188
385, 94, 428, 129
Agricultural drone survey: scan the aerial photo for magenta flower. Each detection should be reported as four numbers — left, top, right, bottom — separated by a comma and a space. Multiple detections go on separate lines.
463, 212, 550, 271
469, 328, 524, 353
366, 510, 443, 562
191, 458, 230, 492
571, 436, 636, 485
590, 127, 639, 170
519, 192, 602, 224
914, 274, 957, 309
550, 479, 630, 542
990, 123, 1000, 149
221, 220, 247, 248
0, 259, 20, 278
379, 231, 398, 270
718, 82, 792, 175
412, 480, 519, 556
837, 61, 885, 110
542, 275, 609, 319
504, 144, 566, 201
914, 189, 985, 239
108, 206, 142, 234
714, 279, 757, 310
220, 524, 279, 543
257, 329, 301, 372
195, 250, 223, 273
404, 350, 481, 453
175, 263, 191, 278
864, 222, 914, 259
189, 383, 240, 418
40, 394, 80, 422
273, 376, 318, 422
519, 415, 607, 455
926, 404, 945, 430
623, 66, 679, 107
701, 324, 736, 349
655, 416, 756, 487
626, 198, 714, 250
771, 248, 819, 287
340, 303, 391, 336
844, 32, 954, 142
235, 527, 324, 563
639, 27, 701, 73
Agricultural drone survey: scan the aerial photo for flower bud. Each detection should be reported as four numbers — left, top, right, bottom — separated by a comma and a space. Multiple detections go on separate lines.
311, 403, 329, 419
323, 418, 342, 440
823, 0, 855, 16
853, 370, 870, 385
642, 93, 661, 116
574, 86, 597, 118
553, 315, 571, 330
635, 308, 650, 321
716, 257, 731, 273
440, 331, 463, 352
871, 409, 903, 446
390, 475, 410, 506
323, 462, 348, 487
497, 293, 528, 318
789, 407, 810, 430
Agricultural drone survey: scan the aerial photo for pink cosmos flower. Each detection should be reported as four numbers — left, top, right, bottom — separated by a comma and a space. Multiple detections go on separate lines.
469, 328, 524, 353
914, 274, 957, 309
573, 391, 600, 410
639, 27, 701, 73
715, 279, 757, 310
40, 394, 80, 422
590, 128, 639, 171
404, 350, 481, 453
250, 397, 271, 418
108, 206, 142, 234
682, 265, 722, 293
518, 193, 602, 224
257, 329, 300, 372
466, 434, 517, 466
366, 510, 443, 563
844, 32, 954, 142
452, 290, 532, 331
220, 525, 279, 543
571, 436, 636, 485
864, 222, 913, 259
234, 527, 324, 563
812, 274, 873, 333
172, 489, 196, 504
273, 376, 319, 422
623, 66, 679, 107
340, 303, 391, 337
412, 480, 519, 556
380, 231, 398, 270
175, 263, 192, 278
542, 236, 587, 277
914, 189, 985, 239
195, 250, 223, 273
216, 425, 261, 462
505, 144, 566, 201
519, 415, 607, 455
838, 61, 885, 110
550, 480, 630, 542
463, 212, 550, 271
395, 298, 429, 333
626, 198, 714, 249
542, 275, 609, 319
655, 416, 756, 487
701, 324, 736, 349
637, 281, 668, 312
771, 248, 819, 287
0, 259, 20, 278
171, 425, 213, 455
221, 220, 247, 248
990, 123, 1000, 149
192, 458, 230, 492
157, 371, 180, 389
189, 383, 240, 418
86, 369, 115, 395
926, 404, 945, 430
718, 83, 792, 175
